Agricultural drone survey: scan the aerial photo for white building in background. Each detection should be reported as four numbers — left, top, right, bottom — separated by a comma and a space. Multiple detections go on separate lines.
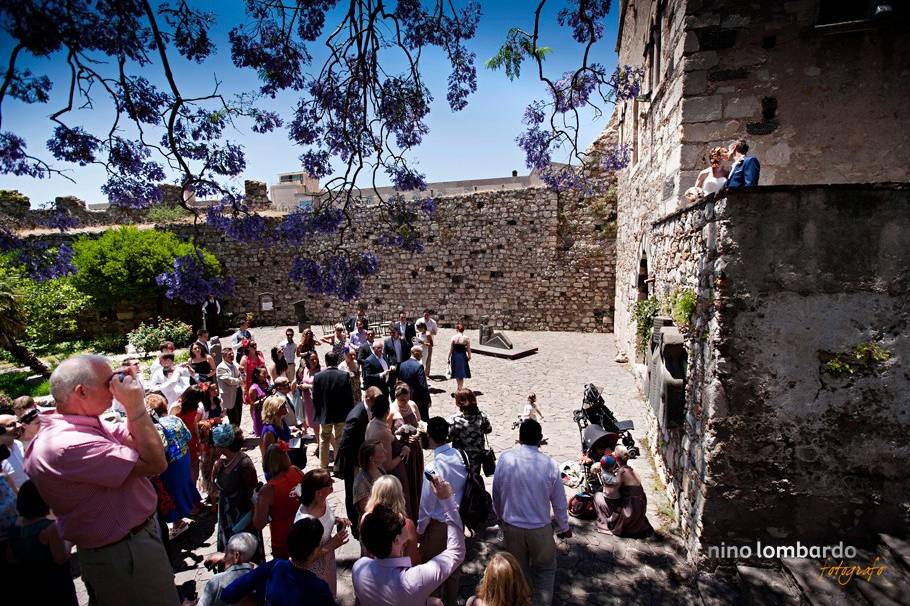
270, 171, 320, 210
359, 168, 547, 202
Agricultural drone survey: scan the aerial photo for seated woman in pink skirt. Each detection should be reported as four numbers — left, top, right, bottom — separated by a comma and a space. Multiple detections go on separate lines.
593, 445, 653, 538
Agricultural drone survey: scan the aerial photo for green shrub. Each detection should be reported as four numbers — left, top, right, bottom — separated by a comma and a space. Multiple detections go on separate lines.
822, 342, 892, 378
90, 332, 129, 354
147, 205, 191, 224
670, 289, 697, 328
71, 226, 221, 308
19, 277, 92, 344
127, 317, 193, 355
633, 296, 661, 353
0, 372, 50, 399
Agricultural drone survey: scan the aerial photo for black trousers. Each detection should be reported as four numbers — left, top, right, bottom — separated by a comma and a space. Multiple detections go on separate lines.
342, 460, 360, 538
226, 402, 242, 427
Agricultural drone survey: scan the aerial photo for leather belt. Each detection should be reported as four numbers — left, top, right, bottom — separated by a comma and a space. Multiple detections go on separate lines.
91, 514, 155, 550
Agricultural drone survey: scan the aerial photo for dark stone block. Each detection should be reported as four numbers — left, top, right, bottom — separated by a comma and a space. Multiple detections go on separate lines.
762, 35, 777, 49
708, 67, 750, 81
507, 219, 517, 225
425, 265, 434, 272
695, 29, 739, 51
761, 96, 777, 120
663, 176, 676, 200
746, 119, 779, 135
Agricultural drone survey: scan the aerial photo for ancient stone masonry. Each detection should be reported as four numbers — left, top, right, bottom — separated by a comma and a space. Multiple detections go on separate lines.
18, 187, 616, 334
642, 184, 910, 563
1, 180, 272, 231
610, 0, 910, 359
170, 187, 615, 332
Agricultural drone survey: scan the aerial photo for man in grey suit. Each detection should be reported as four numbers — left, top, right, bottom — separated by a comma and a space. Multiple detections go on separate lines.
216, 347, 244, 426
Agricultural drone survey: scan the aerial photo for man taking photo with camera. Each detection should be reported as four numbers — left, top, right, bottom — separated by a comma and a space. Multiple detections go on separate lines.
24, 354, 178, 605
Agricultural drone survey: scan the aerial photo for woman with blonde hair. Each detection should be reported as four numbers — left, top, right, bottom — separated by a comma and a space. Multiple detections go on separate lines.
260, 394, 304, 473
694, 145, 729, 195
467, 551, 532, 606
362, 475, 420, 565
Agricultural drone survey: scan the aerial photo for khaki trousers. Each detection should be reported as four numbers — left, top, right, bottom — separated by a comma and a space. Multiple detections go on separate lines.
501, 522, 557, 606
319, 422, 345, 469
78, 517, 179, 606
419, 518, 461, 606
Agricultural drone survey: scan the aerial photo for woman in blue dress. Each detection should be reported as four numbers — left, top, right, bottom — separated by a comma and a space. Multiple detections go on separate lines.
147, 394, 201, 529
448, 320, 472, 390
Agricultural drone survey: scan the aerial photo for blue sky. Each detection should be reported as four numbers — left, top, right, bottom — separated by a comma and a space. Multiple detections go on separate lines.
1, 1, 620, 206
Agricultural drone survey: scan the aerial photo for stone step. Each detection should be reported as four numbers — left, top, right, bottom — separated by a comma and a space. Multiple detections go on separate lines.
696, 567, 746, 606
851, 546, 910, 606
780, 558, 869, 606
879, 534, 910, 574
735, 564, 802, 606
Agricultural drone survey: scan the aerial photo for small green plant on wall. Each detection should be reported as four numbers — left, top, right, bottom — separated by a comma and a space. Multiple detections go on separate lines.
669, 288, 697, 328
633, 296, 660, 353
820, 342, 892, 378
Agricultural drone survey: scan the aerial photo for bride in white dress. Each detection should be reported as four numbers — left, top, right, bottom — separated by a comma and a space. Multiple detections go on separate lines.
695, 146, 729, 194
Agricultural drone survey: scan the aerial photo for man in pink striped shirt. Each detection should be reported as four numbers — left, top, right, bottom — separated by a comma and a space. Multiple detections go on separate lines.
24, 354, 177, 606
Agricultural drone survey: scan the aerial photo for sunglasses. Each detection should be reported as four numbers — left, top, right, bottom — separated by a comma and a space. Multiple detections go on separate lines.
20, 408, 39, 424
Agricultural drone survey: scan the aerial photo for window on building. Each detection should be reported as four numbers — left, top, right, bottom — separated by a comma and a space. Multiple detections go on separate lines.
646, 3, 663, 94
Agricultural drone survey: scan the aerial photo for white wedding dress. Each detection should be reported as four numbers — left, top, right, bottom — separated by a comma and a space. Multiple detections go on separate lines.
702, 171, 727, 194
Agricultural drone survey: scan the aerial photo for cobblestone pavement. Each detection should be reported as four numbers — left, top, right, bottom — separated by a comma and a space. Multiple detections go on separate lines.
76, 326, 700, 605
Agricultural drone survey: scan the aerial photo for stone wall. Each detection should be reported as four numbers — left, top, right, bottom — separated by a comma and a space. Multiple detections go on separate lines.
171, 187, 615, 332
611, 0, 910, 360
21, 187, 616, 334
1, 180, 271, 231
612, 0, 689, 359
644, 183, 910, 562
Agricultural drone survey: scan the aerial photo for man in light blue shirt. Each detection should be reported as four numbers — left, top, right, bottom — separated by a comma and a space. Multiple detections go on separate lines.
492, 419, 571, 606
198, 532, 258, 606
417, 417, 468, 605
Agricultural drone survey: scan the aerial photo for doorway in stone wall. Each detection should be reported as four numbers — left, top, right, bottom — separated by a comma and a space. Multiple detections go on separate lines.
637, 254, 650, 302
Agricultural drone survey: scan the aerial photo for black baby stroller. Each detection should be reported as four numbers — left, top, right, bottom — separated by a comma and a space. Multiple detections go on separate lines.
568, 384, 640, 516
574, 383, 640, 460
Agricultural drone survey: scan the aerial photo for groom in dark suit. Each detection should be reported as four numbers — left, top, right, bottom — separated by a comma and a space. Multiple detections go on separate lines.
398, 346, 431, 420
725, 139, 760, 188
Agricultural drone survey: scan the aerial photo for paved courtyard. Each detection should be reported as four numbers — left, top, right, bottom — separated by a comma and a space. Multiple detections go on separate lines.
77, 326, 700, 605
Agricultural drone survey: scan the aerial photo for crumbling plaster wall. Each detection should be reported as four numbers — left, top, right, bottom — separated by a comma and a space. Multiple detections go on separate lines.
646, 184, 910, 561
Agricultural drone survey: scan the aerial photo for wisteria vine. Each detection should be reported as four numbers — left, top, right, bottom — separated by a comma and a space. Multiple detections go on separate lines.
1, 1, 639, 301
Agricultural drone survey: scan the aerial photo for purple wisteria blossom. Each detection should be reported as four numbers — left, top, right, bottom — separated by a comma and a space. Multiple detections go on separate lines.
288, 252, 380, 301
156, 253, 235, 305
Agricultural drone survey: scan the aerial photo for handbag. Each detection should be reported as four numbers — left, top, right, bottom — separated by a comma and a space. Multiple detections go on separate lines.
568, 492, 596, 520
480, 433, 496, 477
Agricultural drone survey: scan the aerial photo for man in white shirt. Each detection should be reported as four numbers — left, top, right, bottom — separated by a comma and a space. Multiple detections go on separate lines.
354, 479, 463, 606
492, 419, 571, 606
148, 341, 175, 378
417, 417, 468, 606
216, 347, 244, 426
422, 309, 438, 376
230, 318, 253, 356
278, 328, 297, 381
148, 353, 193, 405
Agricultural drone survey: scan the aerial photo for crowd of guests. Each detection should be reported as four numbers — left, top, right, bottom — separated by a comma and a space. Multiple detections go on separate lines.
0, 307, 651, 606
